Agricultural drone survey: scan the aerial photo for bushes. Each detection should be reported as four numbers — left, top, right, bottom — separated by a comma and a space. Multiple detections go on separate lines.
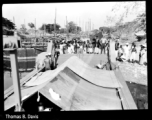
3, 29, 14, 36
111, 19, 145, 41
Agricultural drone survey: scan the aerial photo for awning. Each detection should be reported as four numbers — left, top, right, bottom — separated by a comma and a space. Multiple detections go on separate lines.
135, 30, 146, 37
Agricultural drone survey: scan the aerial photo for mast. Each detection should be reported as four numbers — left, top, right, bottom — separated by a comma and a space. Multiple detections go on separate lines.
92, 23, 94, 30
79, 18, 80, 35
66, 16, 69, 41
88, 20, 89, 37
13, 16, 15, 31
24, 19, 25, 28
54, 8, 57, 37
76, 17, 77, 35
35, 18, 36, 38
89, 19, 91, 31
13, 16, 15, 24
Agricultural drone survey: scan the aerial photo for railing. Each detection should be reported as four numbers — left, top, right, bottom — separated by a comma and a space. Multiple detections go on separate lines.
22, 42, 48, 47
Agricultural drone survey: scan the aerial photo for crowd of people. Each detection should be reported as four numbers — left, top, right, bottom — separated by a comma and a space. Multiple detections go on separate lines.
54, 36, 110, 55
115, 38, 147, 66
53, 35, 147, 66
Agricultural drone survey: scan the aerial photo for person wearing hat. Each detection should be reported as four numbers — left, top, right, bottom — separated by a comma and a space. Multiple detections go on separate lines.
35, 52, 52, 71
115, 39, 119, 59
135, 44, 141, 63
44, 53, 52, 71
139, 46, 147, 65
83, 41, 87, 54
123, 43, 130, 61
117, 45, 124, 62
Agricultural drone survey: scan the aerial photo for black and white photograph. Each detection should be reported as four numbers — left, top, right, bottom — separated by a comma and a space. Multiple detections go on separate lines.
3, 1, 147, 112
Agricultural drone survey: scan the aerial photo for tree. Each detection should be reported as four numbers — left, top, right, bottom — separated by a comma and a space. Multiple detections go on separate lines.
103, 2, 145, 29
105, 2, 146, 39
135, 13, 146, 32
66, 21, 81, 34
3, 17, 16, 30
67, 21, 76, 33
28, 23, 35, 29
20, 24, 28, 34
111, 2, 145, 25
3, 17, 16, 35
40, 23, 61, 33
76, 26, 81, 33
99, 27, 115, 35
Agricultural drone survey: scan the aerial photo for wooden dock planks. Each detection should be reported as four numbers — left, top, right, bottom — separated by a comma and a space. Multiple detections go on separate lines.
114, 69, 137, 109
70, 77, 122, 110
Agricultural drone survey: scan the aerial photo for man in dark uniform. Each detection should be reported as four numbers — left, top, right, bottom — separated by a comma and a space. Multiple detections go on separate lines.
92, 36, 97, 54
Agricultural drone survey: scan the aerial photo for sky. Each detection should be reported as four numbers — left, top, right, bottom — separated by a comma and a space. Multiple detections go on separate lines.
2, 2, 145, 31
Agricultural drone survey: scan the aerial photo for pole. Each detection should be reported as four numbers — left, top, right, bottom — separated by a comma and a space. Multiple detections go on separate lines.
79, 18, 80, 35
13, 16, 15, 24
43, 24, 44, 37
66, 16, 68, 41
35, 18, 36, 38
93, 23, 94, 30
5, 49, 22, 111
54, 8, 57, 37
76, 18, 77, 35
24, 19, 25, 28
89, 19, 91, 31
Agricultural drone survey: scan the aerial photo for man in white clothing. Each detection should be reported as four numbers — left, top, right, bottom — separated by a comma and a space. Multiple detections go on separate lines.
100, 37, 107, 54
124, 43, 130, 61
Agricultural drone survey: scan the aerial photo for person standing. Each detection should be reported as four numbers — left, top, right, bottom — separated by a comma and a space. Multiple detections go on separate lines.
59, 42, 64, 54
117, 45, 124, 62
135, 45, 141, 63
139, 46, 147, 65
88, 42, 91, 54
115, 39, 119, 59
83, 41, 87, 54
124, 43, 130, 61
92, 36, 97, 54
100, 37, 106, 54
44, 53, 52, 71
94, 42, 98, 54
79, 42, 83, 54
129, 43, 137, 63
71, 43, 75, 54
74, 40, 77, 54
86, 40, 89, 54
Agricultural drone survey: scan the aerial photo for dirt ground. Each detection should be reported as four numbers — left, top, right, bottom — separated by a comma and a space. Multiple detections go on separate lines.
118, 62, 147, 86
117, 61, 147, 109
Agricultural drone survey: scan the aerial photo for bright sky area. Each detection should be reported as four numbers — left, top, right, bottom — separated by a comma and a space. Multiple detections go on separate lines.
2, 2, 145, 30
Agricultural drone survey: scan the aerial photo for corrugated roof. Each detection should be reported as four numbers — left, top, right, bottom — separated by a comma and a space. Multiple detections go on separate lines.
24, 56, 122, 88
4, 55, 136, 110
